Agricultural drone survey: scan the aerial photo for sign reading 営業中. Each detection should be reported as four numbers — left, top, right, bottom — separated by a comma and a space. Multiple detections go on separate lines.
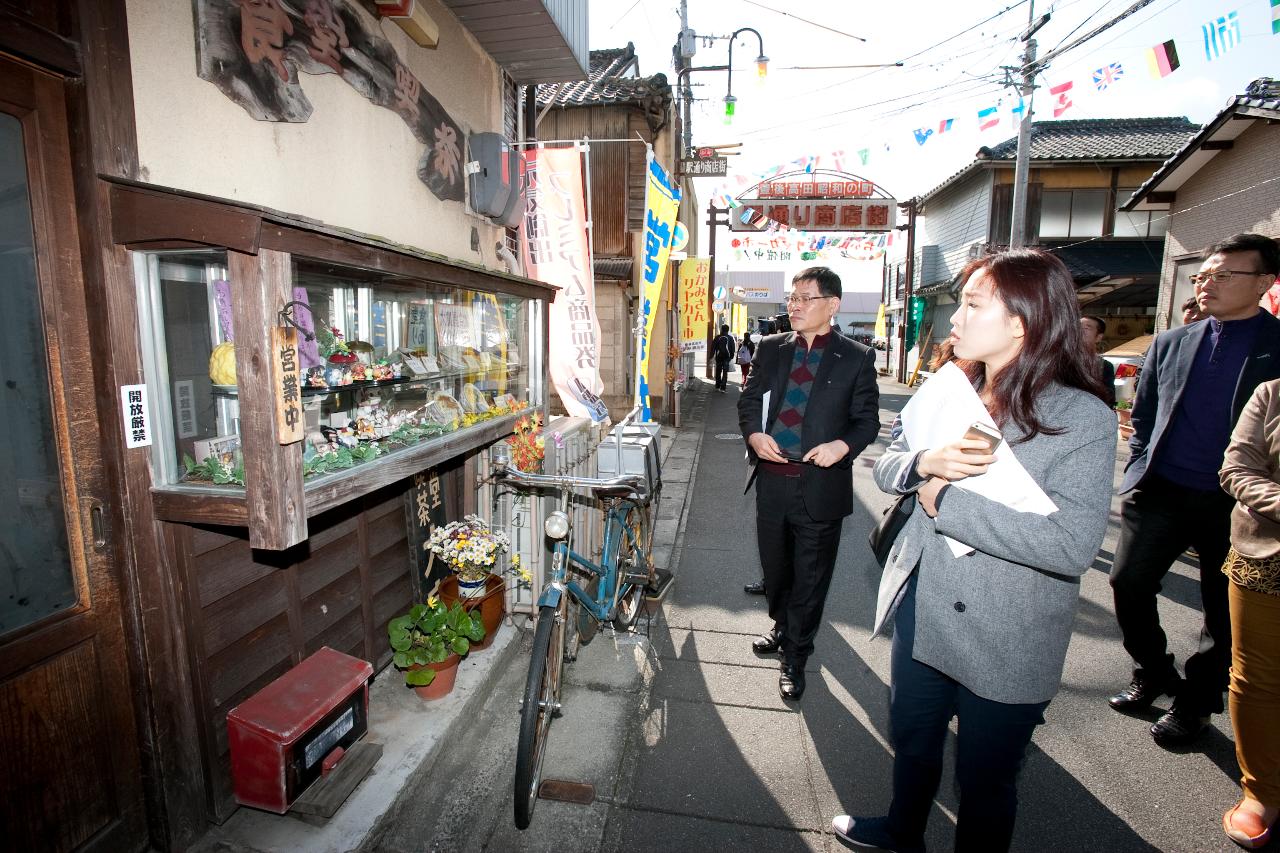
271, 326, 304, 445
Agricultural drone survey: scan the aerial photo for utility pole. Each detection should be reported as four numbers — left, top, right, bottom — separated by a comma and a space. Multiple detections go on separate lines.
1009, 1, 1047, 248
897, 199, 917, 384
677, 0, 694, 157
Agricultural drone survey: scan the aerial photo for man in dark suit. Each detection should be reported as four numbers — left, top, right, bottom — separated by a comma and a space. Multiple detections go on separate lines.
738, 267, 880, 700
1109, 233, 1280, 746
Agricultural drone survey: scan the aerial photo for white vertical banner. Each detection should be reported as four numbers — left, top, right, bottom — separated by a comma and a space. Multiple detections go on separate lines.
520, 145, 608, 421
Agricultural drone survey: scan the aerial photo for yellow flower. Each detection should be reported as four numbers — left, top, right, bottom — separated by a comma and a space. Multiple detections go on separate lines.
427, 595, 439, 608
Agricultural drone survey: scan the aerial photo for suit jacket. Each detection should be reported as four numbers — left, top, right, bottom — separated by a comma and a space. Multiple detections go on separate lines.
872, 384, 1117, 705
1220, 377, 1280, 559
737, 331, 880, 521
1122, 311, 1280, 494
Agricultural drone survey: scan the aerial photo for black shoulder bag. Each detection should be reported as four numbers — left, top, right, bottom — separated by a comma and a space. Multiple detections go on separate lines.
868, 493, 914, 567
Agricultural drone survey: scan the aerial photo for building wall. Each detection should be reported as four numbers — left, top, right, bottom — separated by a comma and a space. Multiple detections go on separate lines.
126, 0, 508, 271
916, 171, 994, 286
1154, 121, 1280, 330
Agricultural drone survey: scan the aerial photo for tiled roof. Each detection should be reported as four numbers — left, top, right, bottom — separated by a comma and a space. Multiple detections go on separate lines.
919, 116, 1200, 206
536, 43, 671, 109
977, 116, 1199, 161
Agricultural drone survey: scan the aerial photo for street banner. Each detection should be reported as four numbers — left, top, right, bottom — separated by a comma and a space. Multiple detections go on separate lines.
638, 155, 682, 419
874, 303, 887, 339
520, 146, 608, 421
678, 258, 710, 353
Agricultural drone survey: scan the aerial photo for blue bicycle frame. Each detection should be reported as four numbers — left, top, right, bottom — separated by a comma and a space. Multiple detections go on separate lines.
537, 496, 646, 622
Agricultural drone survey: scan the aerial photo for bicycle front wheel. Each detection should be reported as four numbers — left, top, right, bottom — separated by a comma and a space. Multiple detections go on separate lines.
514, 602, 564, 829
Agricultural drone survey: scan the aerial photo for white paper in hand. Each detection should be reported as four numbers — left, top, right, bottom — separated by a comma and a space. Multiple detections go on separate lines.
900, 363, 1058, 556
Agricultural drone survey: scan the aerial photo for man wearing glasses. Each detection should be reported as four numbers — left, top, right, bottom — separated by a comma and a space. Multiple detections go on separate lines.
737, 267, 880, 700
1109, 233, 1280, 746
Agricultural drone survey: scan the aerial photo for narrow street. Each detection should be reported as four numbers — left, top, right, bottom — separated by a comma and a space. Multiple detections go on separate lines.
363, 376, 1245, 852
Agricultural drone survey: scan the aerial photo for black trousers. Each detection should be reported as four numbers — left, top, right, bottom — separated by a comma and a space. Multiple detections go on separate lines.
755, 469, 843, 662
714, 359, 731, 389
1109, 474, 1235, 714
887, 574, 1048, 853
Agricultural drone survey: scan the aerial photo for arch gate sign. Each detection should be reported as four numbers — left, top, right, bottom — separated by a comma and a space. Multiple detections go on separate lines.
731, 169, 897, 233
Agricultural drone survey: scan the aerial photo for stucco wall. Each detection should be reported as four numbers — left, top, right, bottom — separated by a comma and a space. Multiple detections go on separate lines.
1154, 121, 1280, 329
127, 0, 507, 270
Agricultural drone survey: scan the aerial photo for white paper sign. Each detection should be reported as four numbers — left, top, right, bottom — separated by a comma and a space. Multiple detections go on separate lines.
121, 384, 152, 449
173, 380, 197, 439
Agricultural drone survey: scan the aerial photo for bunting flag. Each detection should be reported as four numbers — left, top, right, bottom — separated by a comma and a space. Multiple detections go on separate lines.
1146, 39, 1180, 77
1092, 62, 1124, 91
978, 106, 999, 130
913, 127, 933, 146
857, 148, 870, 165
1010, 97, 1025, 125
1050, 80, 1074, 117
938, 118, 954, 133
1272, 0, 1279, 34
1202, 10, 1241, 60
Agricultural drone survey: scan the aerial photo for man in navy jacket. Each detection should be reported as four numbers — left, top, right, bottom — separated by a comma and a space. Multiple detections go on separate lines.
1109, 233, 1280, 746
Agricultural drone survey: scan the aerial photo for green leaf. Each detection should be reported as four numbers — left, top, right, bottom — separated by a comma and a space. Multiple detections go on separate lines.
389, 615, 413, 633
392, 651, 411, 669
405, 667, 435, 686
412, 648, 432, 666
389, 632, 411, 652
466, 620, 486, 643
451, 637, 470, 656
408, 604, 426, 622
183, 453, 198, 474
427, 638, 447, 662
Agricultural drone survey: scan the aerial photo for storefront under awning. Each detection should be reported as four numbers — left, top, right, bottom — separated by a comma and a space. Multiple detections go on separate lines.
1046, 239, 1164, 309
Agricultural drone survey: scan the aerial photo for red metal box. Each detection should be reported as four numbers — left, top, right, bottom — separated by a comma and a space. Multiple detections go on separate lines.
227, 646, 374, 813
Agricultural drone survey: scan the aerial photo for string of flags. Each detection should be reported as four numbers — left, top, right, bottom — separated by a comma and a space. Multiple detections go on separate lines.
730, 232, 894, 265
699, 2, 1274, 211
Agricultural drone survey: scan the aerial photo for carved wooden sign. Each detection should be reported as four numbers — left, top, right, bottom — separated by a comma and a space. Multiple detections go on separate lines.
270, 326, 305, 445
196, 0, 464, 202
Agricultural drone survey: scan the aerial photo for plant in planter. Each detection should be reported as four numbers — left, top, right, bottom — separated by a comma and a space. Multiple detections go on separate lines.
388, 597, 485, 698
424, 514, 511, 597
509, 412, 546, 473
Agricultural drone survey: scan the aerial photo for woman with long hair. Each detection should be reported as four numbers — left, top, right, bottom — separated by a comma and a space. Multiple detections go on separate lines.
736, 333, 756, 387
833, 249, 1117, 852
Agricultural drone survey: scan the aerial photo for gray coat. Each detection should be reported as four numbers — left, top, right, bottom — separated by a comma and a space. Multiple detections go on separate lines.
871, 383, 1117, 705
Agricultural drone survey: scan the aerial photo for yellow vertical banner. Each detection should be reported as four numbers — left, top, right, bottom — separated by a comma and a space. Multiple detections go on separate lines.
678, 258, 710, 352
874, 303, 887, 339
637, 154, 681, 420
731, 303, 747, 337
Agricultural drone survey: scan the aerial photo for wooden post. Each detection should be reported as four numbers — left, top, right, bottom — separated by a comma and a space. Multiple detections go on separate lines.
228, 248, 307, 549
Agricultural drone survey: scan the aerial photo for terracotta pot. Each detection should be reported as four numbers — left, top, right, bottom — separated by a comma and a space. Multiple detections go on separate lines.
1117, 409, 1132, 425
409, 653, 461, 700
439, 573, 505, 651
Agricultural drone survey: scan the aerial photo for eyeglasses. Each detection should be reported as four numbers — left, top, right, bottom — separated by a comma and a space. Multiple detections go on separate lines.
785, 294, 835, 306
1189, 269, 1269, 285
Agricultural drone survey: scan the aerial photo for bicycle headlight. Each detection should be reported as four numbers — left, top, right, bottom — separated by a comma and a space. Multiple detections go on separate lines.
544, 511, 570, 540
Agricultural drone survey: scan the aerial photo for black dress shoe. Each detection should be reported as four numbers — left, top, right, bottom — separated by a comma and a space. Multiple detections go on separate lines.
1151, 707, 1209, 747
744, 579, 766, 595
752, 629, 782, 654
1108, 671, 1180, 713
780, 661, 805, 700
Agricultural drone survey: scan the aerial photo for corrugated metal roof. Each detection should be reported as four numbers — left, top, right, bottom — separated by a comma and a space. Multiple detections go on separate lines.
536, 43, 672, 109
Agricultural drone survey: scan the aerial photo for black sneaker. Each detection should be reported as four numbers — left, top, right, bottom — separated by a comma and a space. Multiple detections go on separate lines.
831, 815, 925, 853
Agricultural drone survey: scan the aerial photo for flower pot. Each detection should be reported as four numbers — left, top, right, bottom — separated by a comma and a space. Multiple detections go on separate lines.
457, 576, 488, 599
439, 573, 505, 651
1117, 409, 1132, 425
409, 653, 461, 700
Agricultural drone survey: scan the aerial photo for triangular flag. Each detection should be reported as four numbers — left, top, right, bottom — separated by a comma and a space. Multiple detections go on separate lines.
1050, 80, 1073, 117
1146, 40, 1180, 77
978, 106, 999, 130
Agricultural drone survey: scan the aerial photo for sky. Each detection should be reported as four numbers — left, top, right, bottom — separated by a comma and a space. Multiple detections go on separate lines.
587, 0, 1276, 288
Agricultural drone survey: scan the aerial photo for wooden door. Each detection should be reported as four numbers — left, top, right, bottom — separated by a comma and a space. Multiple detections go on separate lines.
0, 57, 148, 851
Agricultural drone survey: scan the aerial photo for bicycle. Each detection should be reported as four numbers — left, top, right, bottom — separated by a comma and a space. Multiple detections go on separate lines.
489, 449, 658, 830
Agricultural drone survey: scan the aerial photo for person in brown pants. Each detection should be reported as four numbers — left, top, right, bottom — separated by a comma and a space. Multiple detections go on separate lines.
1219, 376, 1280, 850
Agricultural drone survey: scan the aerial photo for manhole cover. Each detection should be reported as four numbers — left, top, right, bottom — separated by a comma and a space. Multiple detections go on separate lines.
715, 433, 742, 440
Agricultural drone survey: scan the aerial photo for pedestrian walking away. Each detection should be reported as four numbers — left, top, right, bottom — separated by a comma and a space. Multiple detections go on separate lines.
737, 266, 880, 702
834, 249, 1116, 853
712, 324, 735, 392
736, 332, 755, 388
1107, 233, 1280, 748
1218, 377, 1280, 850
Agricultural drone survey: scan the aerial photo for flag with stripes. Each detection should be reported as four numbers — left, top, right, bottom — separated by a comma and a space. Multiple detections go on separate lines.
1010, 97, 1025, 126
1272, 0, 1279, 35
1050, 81, 1073, 118
978, 106, 999, 130
1145, 39, 1180, 77
1202, 10, 1241, 60
938, 118, 954, 133
1092, 63, 1124, 91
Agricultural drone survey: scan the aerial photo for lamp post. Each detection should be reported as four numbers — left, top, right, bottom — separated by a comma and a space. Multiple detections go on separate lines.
723, 27, 768, 125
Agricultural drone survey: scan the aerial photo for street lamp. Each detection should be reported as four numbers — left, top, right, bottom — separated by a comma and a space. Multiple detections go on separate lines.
725, 27, 768, 109
723, 93, 737, 125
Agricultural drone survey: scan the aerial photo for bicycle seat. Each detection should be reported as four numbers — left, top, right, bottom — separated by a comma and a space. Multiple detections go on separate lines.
591, 480, 643, 499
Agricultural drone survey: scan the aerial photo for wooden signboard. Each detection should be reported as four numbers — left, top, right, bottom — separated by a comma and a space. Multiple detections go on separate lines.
271, 326, 304, 445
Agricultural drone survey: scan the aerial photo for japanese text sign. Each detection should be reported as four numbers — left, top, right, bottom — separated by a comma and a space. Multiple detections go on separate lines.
678, 259, 710, 353
271, 327, 304, 445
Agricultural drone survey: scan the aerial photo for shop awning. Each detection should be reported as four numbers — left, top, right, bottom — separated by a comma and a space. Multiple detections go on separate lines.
1106, 333, 1153, 358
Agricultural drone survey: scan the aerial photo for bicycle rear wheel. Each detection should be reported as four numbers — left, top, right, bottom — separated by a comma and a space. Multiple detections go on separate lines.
514, 603, 564, 829
611, 505, 652, 630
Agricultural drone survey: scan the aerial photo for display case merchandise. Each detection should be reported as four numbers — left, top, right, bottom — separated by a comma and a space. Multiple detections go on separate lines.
134, 248, 547, 545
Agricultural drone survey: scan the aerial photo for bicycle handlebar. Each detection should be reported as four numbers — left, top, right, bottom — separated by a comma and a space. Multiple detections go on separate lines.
490, 462, 649, 501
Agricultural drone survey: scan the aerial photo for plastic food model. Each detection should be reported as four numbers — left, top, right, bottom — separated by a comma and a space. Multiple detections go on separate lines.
209, 341, 237, 385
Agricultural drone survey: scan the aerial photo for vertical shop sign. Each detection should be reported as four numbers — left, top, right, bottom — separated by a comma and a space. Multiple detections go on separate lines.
271, 327, 304, 445
121, 384, 151, 449
406, 468, 451, 601
678, 258, 710, 353
174, 380, 198, 439
638, 155, 682, 418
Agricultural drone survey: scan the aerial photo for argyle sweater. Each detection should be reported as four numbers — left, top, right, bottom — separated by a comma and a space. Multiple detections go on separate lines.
768, 333, 829, 454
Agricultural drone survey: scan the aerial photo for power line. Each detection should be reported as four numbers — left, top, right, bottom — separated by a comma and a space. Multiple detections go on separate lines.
740, 0, 868, 42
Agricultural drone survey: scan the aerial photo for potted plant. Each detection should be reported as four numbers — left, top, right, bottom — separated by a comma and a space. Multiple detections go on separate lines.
425, 514, 512, 648
387, 597, 485, 700
509, 412, 546, 474
1115, 399, 1133, 425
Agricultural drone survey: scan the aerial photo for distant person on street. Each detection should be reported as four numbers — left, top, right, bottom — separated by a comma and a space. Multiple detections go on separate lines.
736, 333, 755, 387
1080, 314, 1117, 408
1183, 295, 1207, 325
1218, 377, 1280, 850
834, 249, 1115, 853
712, 324, 735, 392
1108, 233, 1280, 748
737, 266, 880, 702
